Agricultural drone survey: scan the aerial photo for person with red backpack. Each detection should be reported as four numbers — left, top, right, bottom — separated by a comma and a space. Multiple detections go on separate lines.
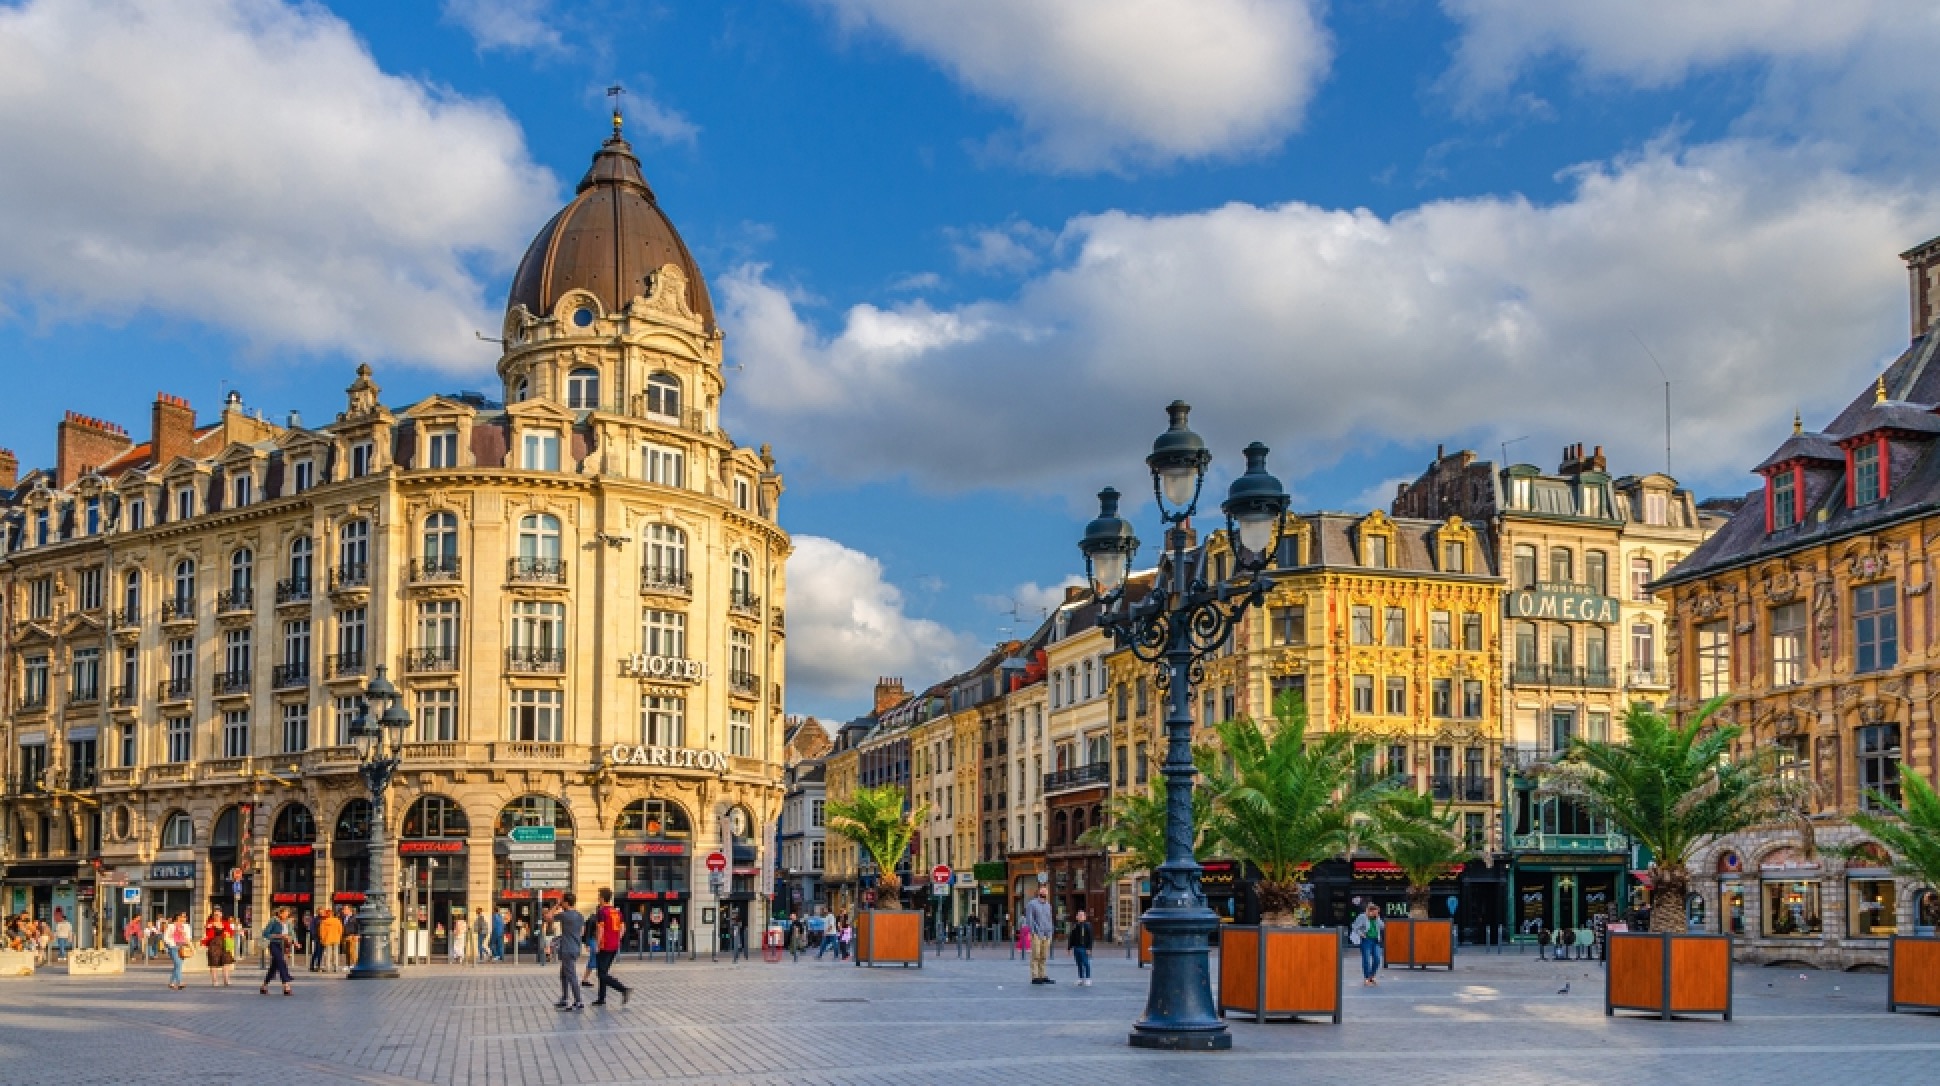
589, 888, 630, 1008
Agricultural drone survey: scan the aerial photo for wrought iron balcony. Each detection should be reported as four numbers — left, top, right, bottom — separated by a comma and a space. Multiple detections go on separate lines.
213, 670, 252, 696
1508, 663, 1617, 689
158, 676, 194, 702
1429, 773, 1494, 803
68, 767, 98, 790
330, 564, 370, 590
18, 691, 49, 712
275, 577, 312, 605
1625, 666, 1669, 689
729, 589, 762, 616
403, 646, 459, 673
1509, 832, 1626, 854
508, 557, 566, 584
1043, 762, 1111, 794
216, 587, 254, 613
109, 608, 141, 629
729, 669, 760, 696
506, 647, 566, 674
160, 598, 196, 623
409, 556, 462, 583
67, 684, 101, 707
324, 652, 367, 680
640, 565, 693, 595
271, 663, 310, 689
110, 685, 137, 708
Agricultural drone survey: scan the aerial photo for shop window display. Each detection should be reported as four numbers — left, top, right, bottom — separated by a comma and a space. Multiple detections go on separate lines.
1764, 880, 1823, 936
1918, 889, 1939, 936
1848, 879, 1897, 937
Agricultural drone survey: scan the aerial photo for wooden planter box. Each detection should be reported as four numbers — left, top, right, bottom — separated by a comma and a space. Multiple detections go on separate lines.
1889, 935, 1940, 1013
853, 909, 923, 968
1384, 918, 1454, 970
1217, 926, 1342, 1023
1605, 932, 1732, 1020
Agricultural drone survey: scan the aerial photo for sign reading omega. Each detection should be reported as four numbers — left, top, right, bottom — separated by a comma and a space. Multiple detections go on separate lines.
620, 654, 709, 681
607, 744, 729, 772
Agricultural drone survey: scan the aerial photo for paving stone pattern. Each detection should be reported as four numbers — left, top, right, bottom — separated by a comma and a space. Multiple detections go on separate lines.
0, 948, 1935, 1085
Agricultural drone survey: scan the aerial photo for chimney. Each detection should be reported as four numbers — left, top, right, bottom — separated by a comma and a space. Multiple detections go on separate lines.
873, 677, 907, 715
0, 447, 17, 491
1903, 235, 1940, 340
1558, 442, 1608, 476
56, 411, 132, 487
1063, 584, 1087, 604
152, 393, 195, 467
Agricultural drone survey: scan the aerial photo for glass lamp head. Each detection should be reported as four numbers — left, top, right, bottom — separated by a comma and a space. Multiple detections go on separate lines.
1145, 401, 1211, 513
1222, 442, 1290, 557
1078, 487, 1139, 594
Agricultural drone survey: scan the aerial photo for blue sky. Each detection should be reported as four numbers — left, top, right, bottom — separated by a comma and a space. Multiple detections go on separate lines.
4, 1, 1939, 718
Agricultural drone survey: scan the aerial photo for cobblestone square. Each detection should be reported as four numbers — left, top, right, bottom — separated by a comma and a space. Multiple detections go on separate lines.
2, 948, 1935, 1086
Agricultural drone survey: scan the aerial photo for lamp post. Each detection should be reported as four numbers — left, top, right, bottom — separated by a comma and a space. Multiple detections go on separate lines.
347, 666, 410, 979
1078, 401, 1289, 1051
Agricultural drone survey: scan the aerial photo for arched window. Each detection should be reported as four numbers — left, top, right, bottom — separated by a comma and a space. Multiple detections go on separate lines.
339, 518, 369, 576
730, 550, 753, 602
335, 798, 373, 842
616, 798, 692, 839
122, 569, 141, 617
644, 523, 687, 586
1082, 659, 1094, 699
513, 377, 530, 403
1052, 810, 1068, 847
160, 810, 194, 849
172, 558, 196, 608
645, 372, 682, 419
401, 795, 470, 838
289, 535, 313, 588
422, 512, 459, 563
211, 807, 241, 848
495, 795, 573, 839
517, 514, 561, 560
230, 547, 253, 595
565, 367, 600, 410
272, 804, 317, 844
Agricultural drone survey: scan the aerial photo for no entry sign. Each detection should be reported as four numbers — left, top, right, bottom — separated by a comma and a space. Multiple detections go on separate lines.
705, 851, 728, 873
931, 864, 952, 886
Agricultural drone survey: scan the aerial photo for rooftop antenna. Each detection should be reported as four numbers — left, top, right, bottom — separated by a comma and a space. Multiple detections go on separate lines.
607, 84, 624, 137
1498, 435, 1530, 466
1632, 331, 1673, 476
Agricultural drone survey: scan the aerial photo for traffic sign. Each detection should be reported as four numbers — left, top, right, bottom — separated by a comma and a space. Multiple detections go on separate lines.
517, 862, 572, 874
705, 851, 727, 872
521, 878, 570, 889
121, 887, 141, 904
509, 826, 556, 843
931, 864, 952, 886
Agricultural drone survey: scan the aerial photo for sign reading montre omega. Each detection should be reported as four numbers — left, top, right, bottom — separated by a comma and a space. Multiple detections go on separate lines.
1504, 586, 1621, 623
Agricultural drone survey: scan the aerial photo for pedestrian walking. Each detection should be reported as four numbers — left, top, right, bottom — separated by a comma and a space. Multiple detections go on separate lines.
1350, 903, 1384, 986
315, 908, 342, 972
590, 888, 630, 1007
838, 917, 853, 960
51, 908, 72, 962
341, 906, 361, 971
123, 915, 145, 962
473, 907, 490, 964
164, 912, 192, 990
810, 908, 834, 959
451, 913, 470, 964
1025, 886, 1055, 984
1068, 908, 1094, 986
490, 908, 506, 962
260, 907, 295, 996
550, 894, 585, 1011
203, 908, 237, 987
146, 916, 164, 961
788, 911, 806, 962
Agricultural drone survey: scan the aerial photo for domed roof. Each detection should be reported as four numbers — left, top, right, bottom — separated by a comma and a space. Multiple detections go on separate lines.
506, 132, 714, 330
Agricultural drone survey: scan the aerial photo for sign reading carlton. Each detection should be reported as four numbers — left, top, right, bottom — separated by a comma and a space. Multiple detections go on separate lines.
606, 743, 730, 772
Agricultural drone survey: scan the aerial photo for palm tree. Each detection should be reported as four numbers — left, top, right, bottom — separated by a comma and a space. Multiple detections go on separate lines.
1370, 791, 1475, 918
1848, 766, 1940, 912
1194, 692, 1392, 925
825, 785, 929, 909
1541, 700, 1809, 933
1078, 781, 1213, 881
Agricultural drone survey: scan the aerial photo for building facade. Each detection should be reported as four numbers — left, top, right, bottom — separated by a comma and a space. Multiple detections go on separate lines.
0, 126, 789, 956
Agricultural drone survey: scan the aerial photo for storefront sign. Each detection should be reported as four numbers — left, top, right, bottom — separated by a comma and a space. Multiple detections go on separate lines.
271, 892, 313, 905
268, 844, 314, 859
605, 743, 728, 772
148, 863, 194, 883
333, 891, 367, 904
399, 840, 466, 855
618, 841, 688, 856
1504, 588, 1620, 624
619, 654, 709, 681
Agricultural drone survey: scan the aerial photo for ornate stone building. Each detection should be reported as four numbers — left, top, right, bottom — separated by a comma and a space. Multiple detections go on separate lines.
1658, 236, 1940, 966
0, 124, 789, 955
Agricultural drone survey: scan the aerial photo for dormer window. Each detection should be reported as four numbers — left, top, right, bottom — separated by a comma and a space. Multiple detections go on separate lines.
292, 460, 314, 494
232, 474, 251, 508
34, 509, 48, 545
350, 441, 374, 478
427, 429, 459, 469
522, 430, 561, 472
1643, 491, 1667, 525
1853, 443, 1882, 505
566, 368, 600, 410
1366, 536, 1389, 568
175, 487, 195, 521
1771, 471, 1797, 527
127, 498, 146, 532
85, 497, 101, 536
1442, 540, 1465, 573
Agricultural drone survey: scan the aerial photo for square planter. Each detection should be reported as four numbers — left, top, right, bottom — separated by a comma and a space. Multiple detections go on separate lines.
1889, 935, 1940, 1013
0, 950, 34, 978
1605, 932, 1732, 1020
1383, 918, 1455, 970
853, 909, 923, 968
63, 947, 126, 975
1217, 925, 1342, 1023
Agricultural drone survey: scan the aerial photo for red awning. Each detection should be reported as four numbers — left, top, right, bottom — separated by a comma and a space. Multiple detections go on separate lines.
1353, 860, 1464, 877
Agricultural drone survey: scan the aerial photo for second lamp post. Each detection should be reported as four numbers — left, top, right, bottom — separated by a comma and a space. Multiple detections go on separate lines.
347, 666, 411, 979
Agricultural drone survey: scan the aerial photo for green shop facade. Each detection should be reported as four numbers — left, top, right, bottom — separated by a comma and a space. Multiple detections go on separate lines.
1503, 753, 1634, 941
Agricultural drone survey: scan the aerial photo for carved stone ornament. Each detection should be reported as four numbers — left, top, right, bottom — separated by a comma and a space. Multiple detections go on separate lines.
1693, 592, 1725, 620
1910, 581, 1932, 597
1858, 701, 1887, 726
1774, 712, 1802, 739
1764, 567, 1801, 604
646, 263, 697, 320
1834, 684, 1862, 710
1848, 546, 1892, 584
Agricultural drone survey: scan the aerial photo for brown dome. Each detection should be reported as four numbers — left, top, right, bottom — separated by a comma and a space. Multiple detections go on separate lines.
507, 134, 714, 330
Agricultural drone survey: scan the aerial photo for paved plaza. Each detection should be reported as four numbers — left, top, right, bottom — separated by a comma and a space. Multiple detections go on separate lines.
0, 947, 1935, 1086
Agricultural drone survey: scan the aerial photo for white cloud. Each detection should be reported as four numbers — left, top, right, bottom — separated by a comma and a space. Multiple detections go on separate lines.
0, 0, 558, 370
976, 577, 1083, 623
811, 0, 1332, 172
1347, 476, 1417, 514
624, 93, 700, 147
951, 220, 1053, 275
443, 0, 562, 53
723, 139, 1932, 498
785, 536, 979, 712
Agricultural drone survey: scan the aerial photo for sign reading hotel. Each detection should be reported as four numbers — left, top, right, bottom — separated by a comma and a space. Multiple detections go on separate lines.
1504, 587, 1620, 624
606, 743, 729, 773
619, 654, 708, 681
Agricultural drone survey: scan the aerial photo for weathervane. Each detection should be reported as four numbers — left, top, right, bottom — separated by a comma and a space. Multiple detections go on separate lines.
607, 84, 624, 137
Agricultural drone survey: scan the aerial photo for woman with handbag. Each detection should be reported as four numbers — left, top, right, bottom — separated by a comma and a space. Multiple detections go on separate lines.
203, 908, 236, 986
260, 907, 295, 996
164, 911, 192, 990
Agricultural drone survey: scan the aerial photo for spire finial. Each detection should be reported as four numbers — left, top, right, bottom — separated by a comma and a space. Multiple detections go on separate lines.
1877, 373, 1889, 403
607, 84, 624, 137
1793, 410, 1803, 435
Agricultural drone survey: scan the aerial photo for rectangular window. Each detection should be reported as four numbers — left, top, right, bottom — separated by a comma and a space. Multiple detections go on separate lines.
1764, 880, 1823, 937
1853, 443, 1881, 505
1464, 813, 1486, 851
1385, 743, 1408, 779
1430, 678, 1452, 717
70, 648, 101, 702
1514, 545, 1537, 589
1430, 610, 1452, 650
1858, 723, 1902, 809
1271, 606, 1305, 645
1462, 679, 1484, 719
1549, 626, 1573, 669
1549, 709, 1575, 754
729, 709, 754, 757
507, 688, 563, 742
1854, 582, 1898, 673
1585, 551, 1607, 595
78, 567, 103, 611
28, 576, 52, 618
642, 443, 685, 487
281, 703, 309, 753
734, 476, 752, 511
127, 498, 146, 531
417, 600, 459, 657
1849, 879, 1898, 937
521, 430, 560, 472
168, 637, 194, 683
176, 487, 195, 520
283, 619, 311, 670
642, 608, 687, 657
337, 606, 368, 660
1631, 556, 1654, 602
1384, 677, 1407, 715
1644, 491, 1669, 526
1443, 540, 1465, 572
223, 628, 252, 677
350, 441, 374, 477
1549, 547, 1573, 585
334, 696, 361, 746
416, 688, 458, 742
811, 799, 825, 827
292, 460, 314, 493
166, 717, 191, 763
119, 720, 137, 767
1515, 621, 1538, 667
730, 628, 757, 685
1351, 605, 1374, 645
231, 474, 251, 508
1771, 471, 1797, 527
1696, 621, 1730, 697
1631, 622, 1656, 678
427, 428, 459, 469
641, 695, 686, 745
1367, 536, 1389, 568
1461, 612, 1483, 651
222, 709, 249, 759
1771, 603, 1805, 687
1135, 742, 1149, 783
1587, 711, 1610, 743
1351, 675, 1374, 714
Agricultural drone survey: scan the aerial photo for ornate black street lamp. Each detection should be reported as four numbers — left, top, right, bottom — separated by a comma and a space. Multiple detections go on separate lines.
1079, 401, 1290, 1051
347, 666, 410, 979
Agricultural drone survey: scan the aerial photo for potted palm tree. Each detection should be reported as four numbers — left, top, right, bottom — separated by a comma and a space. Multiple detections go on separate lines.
1369, 791, 1473, 969
1195, 692, 1391, 1023
825, 784, 929, 967
1543, 700, 1805, 1021
1079, 782, 1213, 966
1848, 768, 1940, 1013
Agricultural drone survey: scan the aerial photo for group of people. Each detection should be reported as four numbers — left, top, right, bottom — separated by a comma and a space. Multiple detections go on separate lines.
542, 889, 631, 1011
776, 907, 854, 960
3, 908, 73, 963
1020, 885, 1096, 986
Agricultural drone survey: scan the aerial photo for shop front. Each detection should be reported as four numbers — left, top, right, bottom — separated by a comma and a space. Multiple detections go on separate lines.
614, 798, 692, 953
1759, 848, 1825, 940
142, 861, 196, 930
269, 804, 319, 916
399, 795, 470, 957
1, 861, 88, 936
1509, 865, 1624, 937
1715, 849, 1748, 934
331, 798, 372, 910
715, 804, 759, 950
495, 794, 574, 953
206, 805, 254, 929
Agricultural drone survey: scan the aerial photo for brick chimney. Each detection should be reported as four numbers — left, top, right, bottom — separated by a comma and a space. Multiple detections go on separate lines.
1558, 442, 1607, 476
0, 448, 17, 491
1903, 235, 1940, 339
873, 677, 907, 715
151, 393, 196, 467
56, 411, 133, 487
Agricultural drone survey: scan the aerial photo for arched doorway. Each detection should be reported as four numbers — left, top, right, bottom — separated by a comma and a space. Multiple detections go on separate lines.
399, 795, 470, 957
332, 799, 372, 908
719, 804, 757, 953
615, 798, 693, 952
269, 803, 318, 914
208, 805, 252, 927
495, 795, 573, 952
